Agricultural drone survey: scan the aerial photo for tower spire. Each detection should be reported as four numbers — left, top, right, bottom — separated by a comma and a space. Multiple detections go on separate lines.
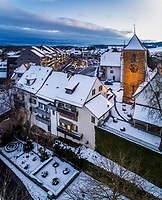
133, 23, 136, 34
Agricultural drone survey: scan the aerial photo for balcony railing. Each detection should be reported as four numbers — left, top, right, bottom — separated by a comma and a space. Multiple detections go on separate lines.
34, 107, 50, 117
48, 103, 56, 111
57, 126, 83, 141
35, 115, 51, 126
56, 107, 78, 118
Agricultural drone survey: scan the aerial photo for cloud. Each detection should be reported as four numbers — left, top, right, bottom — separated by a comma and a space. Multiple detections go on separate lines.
0, 3, 130, 45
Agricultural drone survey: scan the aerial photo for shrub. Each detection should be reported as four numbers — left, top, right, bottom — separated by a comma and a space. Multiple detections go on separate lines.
23, 140, 34, 152
38, 147, 49, 162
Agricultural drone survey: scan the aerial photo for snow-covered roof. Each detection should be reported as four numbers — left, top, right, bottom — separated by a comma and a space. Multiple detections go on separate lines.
133, 104, 162, 127
0, 61, 7, 67
15, 64, 28, 74
31, 49, 45, 58
17, 65, 52, 94
124, 34, 146, 50
100, 51, 121, 67
56, 74, 97, 107
85, 94, 113, 119
36, 72, 68, 102
42, 45, 54, 54
133, 67, 157, 97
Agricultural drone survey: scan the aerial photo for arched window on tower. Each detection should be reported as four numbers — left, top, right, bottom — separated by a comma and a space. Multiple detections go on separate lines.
131, 54, 136, 64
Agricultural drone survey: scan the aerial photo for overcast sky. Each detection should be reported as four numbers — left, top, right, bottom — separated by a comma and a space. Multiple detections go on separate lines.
0, 0, 161, 46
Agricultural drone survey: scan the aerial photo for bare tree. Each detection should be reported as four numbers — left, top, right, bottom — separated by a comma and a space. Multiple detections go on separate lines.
0, 166, 32, 200
0, 80, 28, 138
64, 149, 160, 200
143, 63, 162, 150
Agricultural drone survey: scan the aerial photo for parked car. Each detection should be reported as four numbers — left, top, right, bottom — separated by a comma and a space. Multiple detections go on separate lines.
104, 79, 113, 85
67, 67, 75, 73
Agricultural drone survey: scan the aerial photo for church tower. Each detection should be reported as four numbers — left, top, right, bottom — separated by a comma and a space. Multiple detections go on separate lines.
122, 33, 147, 103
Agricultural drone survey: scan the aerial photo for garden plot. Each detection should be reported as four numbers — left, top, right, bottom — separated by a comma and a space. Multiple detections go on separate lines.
2, 141, 24, 160
15, 151, 41, 174
31, 156, 79, 197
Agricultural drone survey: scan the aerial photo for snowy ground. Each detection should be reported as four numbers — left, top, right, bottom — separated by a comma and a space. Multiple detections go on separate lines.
1, 138, 162, 200
104, 82, 161, 154
1, 140, 79, 198
0, 139, 129, 200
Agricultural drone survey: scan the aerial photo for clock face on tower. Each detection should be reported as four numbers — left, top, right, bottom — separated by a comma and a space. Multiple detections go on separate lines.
129, 64, 138, 73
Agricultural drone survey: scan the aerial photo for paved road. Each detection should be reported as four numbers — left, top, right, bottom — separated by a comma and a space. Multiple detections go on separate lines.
0, 158, 33, 200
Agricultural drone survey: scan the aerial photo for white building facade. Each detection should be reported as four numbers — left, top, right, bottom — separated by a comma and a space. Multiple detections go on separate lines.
17, 66, 113, 149
99, 51, 122, 82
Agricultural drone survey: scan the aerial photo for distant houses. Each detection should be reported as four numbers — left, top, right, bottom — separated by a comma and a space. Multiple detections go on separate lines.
0, 61, 7, 84
16, 46, 70, 71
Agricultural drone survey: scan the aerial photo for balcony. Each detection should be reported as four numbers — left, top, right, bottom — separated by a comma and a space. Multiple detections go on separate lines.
34, 107, 50, 117
48, 103, 56, 111
57, 126, 83, 141
35, 115, 51, 126
56, 107, 78, 118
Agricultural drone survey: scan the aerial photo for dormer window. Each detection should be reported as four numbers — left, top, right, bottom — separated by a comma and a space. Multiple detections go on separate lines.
26, 79, 30, 85
26, 73, 37, 86
65, 82, 79, 94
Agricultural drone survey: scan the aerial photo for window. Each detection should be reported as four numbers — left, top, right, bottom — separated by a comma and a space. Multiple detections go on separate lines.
26, 79, 30, 85
29, 97, 36, 104
44, 105, 48, 112
29, 107, 33, 112
67, 125, 71, 131
60, 122, 65, 127
72, 124, 78, 132
131, 54, 136, 63
71, 105, 76, 112
92, 89, 95, 96
48, 125, 51, 132
91, 116, 95, 123
99, 85, 102, 91
110, 70, 114, 74
38, 102, 44, 109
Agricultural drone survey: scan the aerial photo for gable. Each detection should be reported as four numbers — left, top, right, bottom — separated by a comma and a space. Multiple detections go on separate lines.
124, 34, 146, 50
86, 78, 108, 103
